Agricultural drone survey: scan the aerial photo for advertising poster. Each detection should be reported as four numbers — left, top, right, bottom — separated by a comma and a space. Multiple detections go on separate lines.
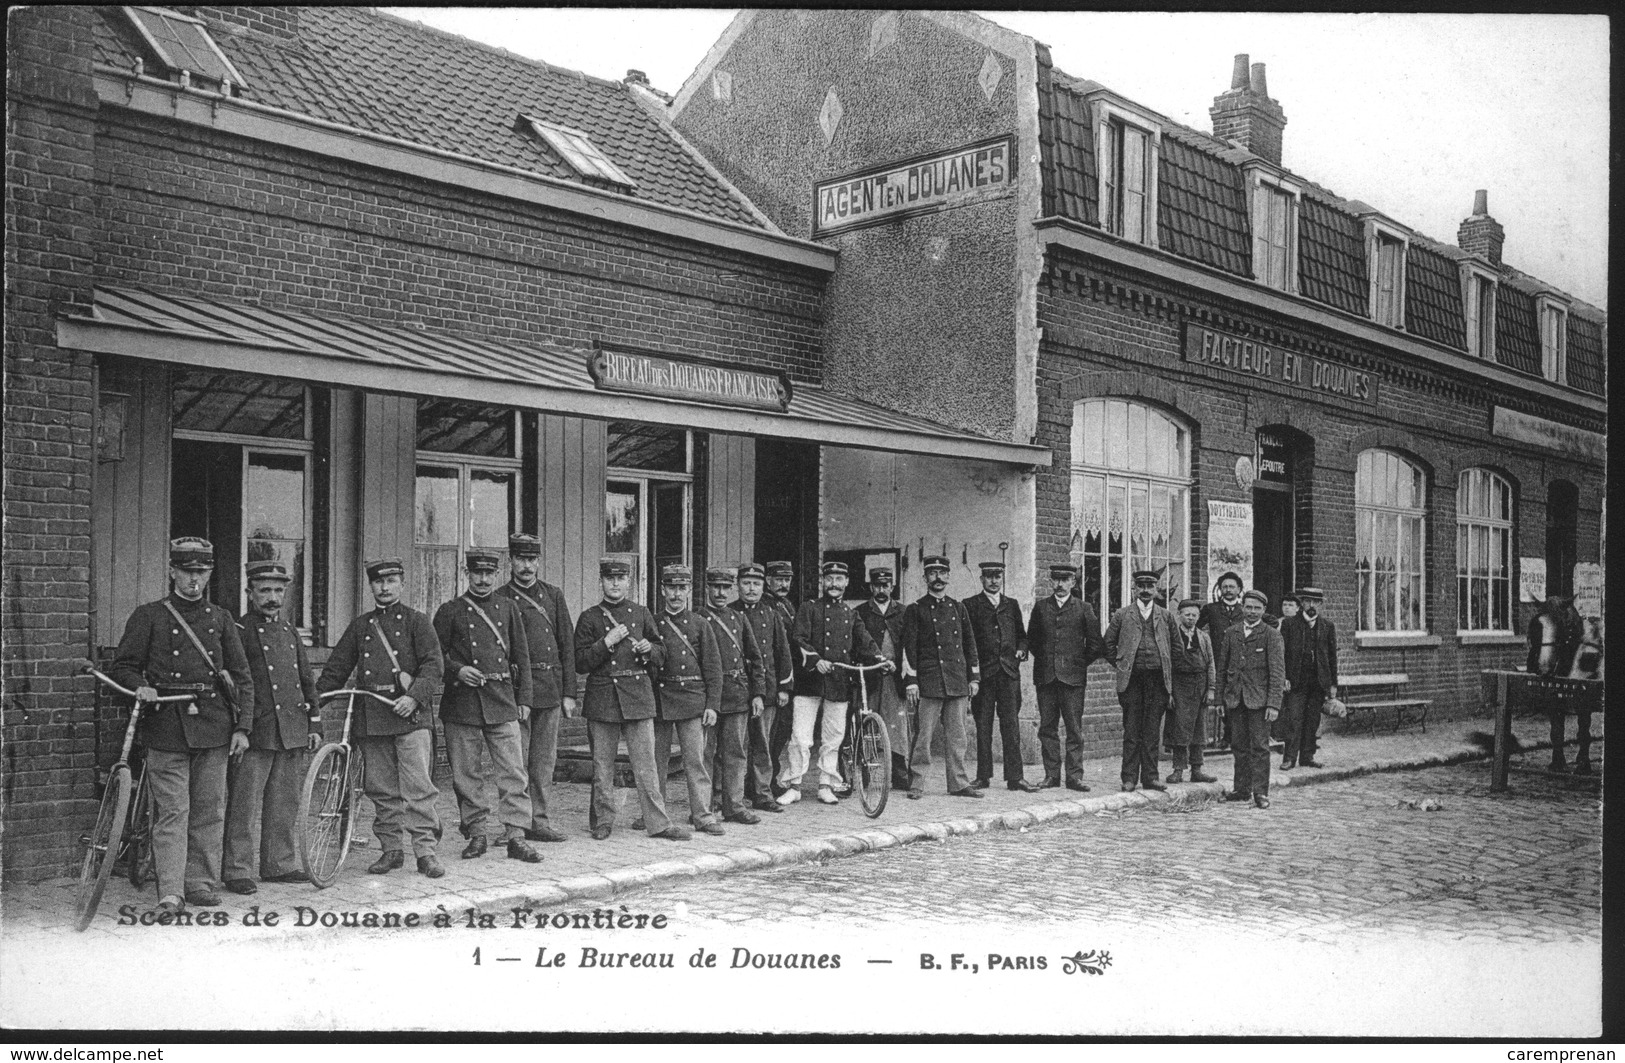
1519, 558, 1546, 603
1572, 562, 1603, 617
1205, 500, 1254, 596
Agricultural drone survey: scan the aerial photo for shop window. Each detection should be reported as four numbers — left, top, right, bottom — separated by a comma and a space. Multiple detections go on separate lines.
1539, 296, 1568, 384
1247, 169, 1300, 293
412, 400, 520, 611
1365, 221, 1409, 329
1070, 399, 1190, 619
1456, 469, 1512, 633
1460, 264, 1497, 360
1094, 102, 1159, 247
606, 423, 694, 608
1355, 449, 1428, 633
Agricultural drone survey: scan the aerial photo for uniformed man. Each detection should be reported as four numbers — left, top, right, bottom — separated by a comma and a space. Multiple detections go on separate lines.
733, 562, 794, 812
432, 550, 541, 864
965, 560, 1036, 792
1217, 588, 1285, 808
1198, 571, 1245, 635
1026, 563, 1105, 791
222, 560, 320, 895
782, 561, 880, 805
900, 555, 982, 799
1103, 569, 1181, 793
763, 560, 799, 785
650, 564, 725, 836
699, 567, 766, 825
573, 557, 688, 841
111, 537, 254, 913
318, 557, 445, 878
1165, 599, 1219, 785
496, 533, 577, 844
854, 567, 909, 791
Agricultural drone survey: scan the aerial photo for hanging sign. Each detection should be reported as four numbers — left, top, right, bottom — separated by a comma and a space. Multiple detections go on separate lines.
812, 136, 1015, 236
1184, 324, 1378, 407
1519, 558, 1546, 603
1491, 408, 1605, 462
1206, 500, 1254, 595
589, 346, 791, 412
1255, 430, 1294, 483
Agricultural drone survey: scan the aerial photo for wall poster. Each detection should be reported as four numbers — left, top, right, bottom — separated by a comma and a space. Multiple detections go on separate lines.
1205, 500, 1254, 596
1519, 558, 1547, 603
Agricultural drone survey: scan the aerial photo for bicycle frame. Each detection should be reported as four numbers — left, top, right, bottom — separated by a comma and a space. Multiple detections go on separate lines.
84, 664, 197, 771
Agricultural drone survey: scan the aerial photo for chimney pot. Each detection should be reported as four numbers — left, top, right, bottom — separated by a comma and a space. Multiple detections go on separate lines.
1458, 189, 1505, 265
1472, 189, 1488, 216
1230, 54, 1250, 91
1249, 62, 1268, 97
1211, 53, 1286, 165
625, 69, 648, 85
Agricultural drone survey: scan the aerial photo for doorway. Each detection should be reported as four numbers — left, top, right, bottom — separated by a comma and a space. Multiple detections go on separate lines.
1546, 480, 1578, 599
754, 438, 820, 605
1251, 425, 1313, 612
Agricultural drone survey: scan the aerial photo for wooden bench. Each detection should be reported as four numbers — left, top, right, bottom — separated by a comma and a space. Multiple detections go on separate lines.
1338, 672, 1432, 734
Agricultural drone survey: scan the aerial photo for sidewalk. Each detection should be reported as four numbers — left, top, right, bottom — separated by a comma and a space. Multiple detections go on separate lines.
1, 713, 1588, 938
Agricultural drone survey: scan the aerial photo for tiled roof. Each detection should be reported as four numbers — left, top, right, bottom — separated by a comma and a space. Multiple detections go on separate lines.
92, 7, 766, 229
1158, 129, 1249, 277
1494, 282, 1542, 377
1298, 196, 1366, 316
1038, 67, 1098, 226
1404, 243, 1467, 351
1566, 313, 1606, 397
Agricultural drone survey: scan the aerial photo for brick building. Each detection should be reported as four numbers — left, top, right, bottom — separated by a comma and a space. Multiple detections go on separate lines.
3, 7, 1044, 880
672, 13, 1606, 747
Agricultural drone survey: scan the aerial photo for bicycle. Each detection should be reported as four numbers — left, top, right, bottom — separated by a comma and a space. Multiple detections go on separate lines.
296, 688, 391, 887
75, 663, 196, 932
831, 660, 894, 818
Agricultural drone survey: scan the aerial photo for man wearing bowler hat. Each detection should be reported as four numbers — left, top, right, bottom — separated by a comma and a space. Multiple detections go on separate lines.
901, 555, 982, 799
651, 564, 726, 836
1279, 586, 1337, 771
1103, 569, 1181, 792
1027, 563, 1105, 790
698, 566, 766, 825
855, 566, 910, 791
965, 560, 1036, 792
733, 562, 794, 811
111, 537, 254, 913
432, 550, 542, 864
1217, 587, 1286, 808
783, 560, 880, 805
223, 559, 320, 895
496, 533, 577, 844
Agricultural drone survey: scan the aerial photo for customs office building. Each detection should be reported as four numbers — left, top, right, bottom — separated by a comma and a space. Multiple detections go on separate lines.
2, 7, 1045, 880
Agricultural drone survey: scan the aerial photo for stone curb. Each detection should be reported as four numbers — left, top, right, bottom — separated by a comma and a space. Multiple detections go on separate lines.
1273, 736, 1554, 791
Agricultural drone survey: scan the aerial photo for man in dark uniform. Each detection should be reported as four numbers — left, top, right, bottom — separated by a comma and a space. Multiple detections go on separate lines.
699, 567, 765, 825
854, 567, 909, 791
1217, 588, 1285, 809
763, 560, 799, 786
1104, 569, 1180, 793
496, 533, 576, 844
651, 564, 725, 836
1026, 563, 1104, 791
1165, 598, 1219, 785
734, 562, 794, 812
574, 557, 688, 841
223, 560, 320, 895
782, 561, 880, 806
433, 550, 541, 864
1279, 587, 1338, 771
111, 537, 254, 913
319, 557, 445, 878
965, 560, 1036, 793
1198, 571, 1245, 636
901, 555, 982, 799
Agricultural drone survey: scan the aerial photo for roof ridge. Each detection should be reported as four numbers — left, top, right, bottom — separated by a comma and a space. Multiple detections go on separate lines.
363, 7, 630, 94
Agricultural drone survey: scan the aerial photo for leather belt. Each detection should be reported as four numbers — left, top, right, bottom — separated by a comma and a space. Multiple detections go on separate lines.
607, 669, 647, 678
722, 669, 745, 679
156, 683, 211, 693
365, 683, 397, 695
478, 672, 512, 683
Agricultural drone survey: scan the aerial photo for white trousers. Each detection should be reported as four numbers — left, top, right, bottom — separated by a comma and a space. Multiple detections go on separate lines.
778, 695, 847, 790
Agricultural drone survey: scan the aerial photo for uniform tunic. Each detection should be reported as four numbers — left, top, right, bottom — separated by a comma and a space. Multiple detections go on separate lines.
111, 593, 254, 751
496, 579, 576, 709
700, 603, 766, 713
855, 599, 909, 754
733, 600, 794, 701
433, 592, 534, 726
574, 599, 665, 723
237, 612, 319, 750
899, 594, 981, 698
791, 597, 880, 702
318, 604, 443, 736
654, 608, 723, 722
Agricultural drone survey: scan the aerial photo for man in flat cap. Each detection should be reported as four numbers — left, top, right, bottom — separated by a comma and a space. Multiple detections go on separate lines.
1165, 598, 1218, 785
783, 560, 881, 806
1027, 563, 1105, 791
1279, 587, 1337, 771
111, 537, 254, 913
223, 559, 320, 895
651, 564, 725, 836
319, 557, 446, 877
1216, 588, 1285, 808
496, 533, 576, 844
699, 567, 766, 825
432, 550, 541, 864
901, 555, 982, 799
574, 557, 687, 841
1103, 569, 1181, 792
965, 560, 1036, 792
854, 566, 910, 791
763, 560, 799, 786
733, 562, 795, 811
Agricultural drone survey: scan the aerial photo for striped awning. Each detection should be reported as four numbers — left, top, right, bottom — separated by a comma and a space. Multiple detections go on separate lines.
59, 287, 1049, 466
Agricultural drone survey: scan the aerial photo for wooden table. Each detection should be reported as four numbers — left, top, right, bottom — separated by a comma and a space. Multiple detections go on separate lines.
1483, 669, 1604, 791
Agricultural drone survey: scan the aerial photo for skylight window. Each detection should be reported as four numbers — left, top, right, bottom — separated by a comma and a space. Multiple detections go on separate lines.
124, 6, 244, 87
523, 117, 636, 189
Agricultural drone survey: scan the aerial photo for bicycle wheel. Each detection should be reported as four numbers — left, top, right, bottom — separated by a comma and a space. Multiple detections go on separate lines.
853, 711, 891, 818
124, 767, 155, 890
298, 743, 360, 888
74, 765, 131, 932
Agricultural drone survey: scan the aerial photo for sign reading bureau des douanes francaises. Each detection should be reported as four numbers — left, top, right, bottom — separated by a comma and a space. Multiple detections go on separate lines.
1183, 324, 1379, 407
812, 136, 1014, 237
588, 346, 792, 413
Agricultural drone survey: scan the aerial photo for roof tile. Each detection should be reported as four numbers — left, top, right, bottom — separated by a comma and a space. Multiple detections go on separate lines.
1404, 244, 1466, 351
1494, 282, 1542, 377
1566, 313, 1606, 396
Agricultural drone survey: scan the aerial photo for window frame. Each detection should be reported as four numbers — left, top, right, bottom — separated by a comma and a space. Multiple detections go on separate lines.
523, 116, 638, 190
1362, 214, 1411, 330
1455, 468, 1514, 636
1090, 99, 1162, 249
1537, 294, 1569, 385
412, 407, 524, 608
123, 6, 247, 88
1459, 260, 1498, 360
1354, 449, 1429, 636
1244, 164, 1301, 294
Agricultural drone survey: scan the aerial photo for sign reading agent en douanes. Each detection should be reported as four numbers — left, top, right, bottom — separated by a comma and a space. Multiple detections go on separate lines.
813, 136, 1014, 237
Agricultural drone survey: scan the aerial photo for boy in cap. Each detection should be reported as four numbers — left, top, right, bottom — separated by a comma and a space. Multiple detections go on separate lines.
854, 566, 910, 791
1279, 587, 1337, 770
1027, 563, 1105, 791
965, 560, 1036, 792
1216, 588, 1285, 808
783, 561, 881, 805
651, 564, 725, 836
733, 562, 795, 810
111, 537, 254, 912
699, 567, 766, 825
1103, 569, 1181, 792
1165, 599, 1218, 784
320, 558, 446, 877
223, 559, 320, 894
901, 555, 982, 799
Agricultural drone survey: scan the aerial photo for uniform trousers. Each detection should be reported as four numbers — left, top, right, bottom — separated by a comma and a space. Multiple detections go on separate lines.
586, 718, 672, 835
146, 745, 229, 901
1280, 683, 1324, 763
780, 695, 847, 790
910, 695, 971, 794
443, 719, 531, 841
1119, 669, 1168, 787
520, 706, 562, 832
705, 711, 751, 818
971, 673, 1025, 784
1036, 681, 1087, 783
744, 702, 779, 801
768, 702, 794, 789
1229, 703, 1272, 797
359, 730, 441, 858
223, 745, 307, 880
655, 717, 719, 827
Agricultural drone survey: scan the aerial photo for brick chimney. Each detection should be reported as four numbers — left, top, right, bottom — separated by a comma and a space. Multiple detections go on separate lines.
1209, 53, 1287, 165
624, 69, 649, 86
181, 7, 302, 47
1457, 189, 1505, 266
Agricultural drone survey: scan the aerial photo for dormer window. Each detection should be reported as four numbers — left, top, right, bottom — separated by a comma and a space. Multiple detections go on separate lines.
1245, 166, 1300, 293
124, 6, 244, 88
1538, 295, 1569, 385
523, 117, 636, 190
1362, 215, 1410, 329
1460, 262, 1497, 360
1092, 100, 1160, 246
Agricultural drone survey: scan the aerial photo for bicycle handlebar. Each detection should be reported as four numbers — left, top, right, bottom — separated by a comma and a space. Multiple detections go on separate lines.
81, 663, 198, 704
318, 688, 399, 706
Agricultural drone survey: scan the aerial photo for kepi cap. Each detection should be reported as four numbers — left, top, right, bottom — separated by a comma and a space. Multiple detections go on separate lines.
245, 559, 291, 583
169, 536, 215, 571
820, 560, 848, 577
867, 567, 894, 584
365, 556, 404, 581
978, 561, 1005, 574
598, 556, 631, 578
921, 555, 950, 573
1049, 563, 1080, 579
736, 562, 766, 581
508, 533, 542, 559
765, 561, 794, 578
660, 564, 693, 585
465, 549, 500, 573
1132, 568, 1162, 584
704, 567, 735, 586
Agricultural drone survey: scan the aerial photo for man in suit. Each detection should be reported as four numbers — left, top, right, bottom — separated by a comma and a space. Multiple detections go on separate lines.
1198, 571, 1245, 635
223, 559, 320, 895
733, 562, 793, 812
1103, 569, 1181, 793
574, 557, 687, 841
854, 567, 909, 791
763, 560, 799, 789
1027, 563, 1104, 791
901, 555, 982, 800
111, 537, 255, 913
1165, 599, 1218, 785
699, 567, 766, 825
965, 561, 1036, 792
651, 565, 725, 836
1217, 588, 1286, 809
1279, 586, 1338, 771
782, 561, 880, 806
496, 533, 576, 844
432, 550, 541, 864
317, 557, 445, 878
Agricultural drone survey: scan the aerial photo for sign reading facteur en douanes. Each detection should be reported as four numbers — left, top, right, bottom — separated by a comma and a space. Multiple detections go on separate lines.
1183, 324, 1378, 407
